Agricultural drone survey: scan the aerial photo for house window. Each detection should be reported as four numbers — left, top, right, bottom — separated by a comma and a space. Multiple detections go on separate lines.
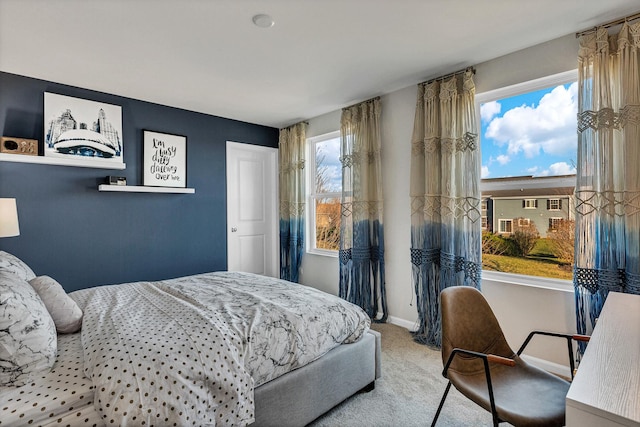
307, 131, 341, 255
477, 70, 578, 282
481, 216, 488, 230
548, 199, 562, 211
498, 219, 513, 234
548, 217, 564, 231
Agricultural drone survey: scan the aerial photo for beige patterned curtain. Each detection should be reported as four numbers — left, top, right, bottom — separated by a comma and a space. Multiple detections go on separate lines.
574, 22, 640, 339
410, 69, 481, 347
279, 122, 307, 282
339, 98, 387, 321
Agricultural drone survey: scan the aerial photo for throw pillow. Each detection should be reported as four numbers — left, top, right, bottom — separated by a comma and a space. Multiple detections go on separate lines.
29, 276, 83, 334
0, 271, 57, 387
0, 250, 36, 281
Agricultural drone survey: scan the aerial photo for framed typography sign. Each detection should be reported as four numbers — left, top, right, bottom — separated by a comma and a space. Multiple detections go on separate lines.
143, 130, 187, 188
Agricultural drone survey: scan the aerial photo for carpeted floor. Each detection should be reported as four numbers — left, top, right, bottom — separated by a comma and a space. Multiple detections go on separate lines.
307, 323, 501, 427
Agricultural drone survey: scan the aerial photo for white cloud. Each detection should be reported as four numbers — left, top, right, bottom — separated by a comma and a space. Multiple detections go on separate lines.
496, 154, 510, 165
527, 166, 539, 173
481, 165, 490, 178
535, 162, 576, 177
484, 82, 578, 159
481, 101, 501, 123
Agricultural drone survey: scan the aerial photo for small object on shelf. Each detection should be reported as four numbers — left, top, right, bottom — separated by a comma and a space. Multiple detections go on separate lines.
1, 137, 38, 156
106, 176, 127, 186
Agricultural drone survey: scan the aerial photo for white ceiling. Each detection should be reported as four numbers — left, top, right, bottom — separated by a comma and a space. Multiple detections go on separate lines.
1, 0, 639, 129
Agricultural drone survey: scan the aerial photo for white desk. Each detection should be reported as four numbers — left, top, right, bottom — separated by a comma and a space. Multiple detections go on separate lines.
566, 292, 640, 427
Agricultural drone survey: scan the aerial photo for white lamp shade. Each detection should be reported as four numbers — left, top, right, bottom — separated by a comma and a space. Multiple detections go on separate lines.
0, 198, 20, 238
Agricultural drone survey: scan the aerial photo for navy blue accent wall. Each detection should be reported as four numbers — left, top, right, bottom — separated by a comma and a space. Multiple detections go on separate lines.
0, 72, 279, 292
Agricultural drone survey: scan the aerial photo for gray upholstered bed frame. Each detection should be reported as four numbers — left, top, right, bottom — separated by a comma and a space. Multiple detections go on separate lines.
252, 329, 382, 426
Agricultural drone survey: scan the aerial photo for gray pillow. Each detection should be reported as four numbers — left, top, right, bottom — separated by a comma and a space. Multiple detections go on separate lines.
29, 276, 83, 334
0, 250, 36, 281
0, 271, 57, 387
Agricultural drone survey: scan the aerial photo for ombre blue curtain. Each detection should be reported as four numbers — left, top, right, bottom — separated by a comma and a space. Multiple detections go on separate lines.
339, 98, 388, 321
574, 23, 640, 346
409, 70, 482, 348
279, 122, 307, 282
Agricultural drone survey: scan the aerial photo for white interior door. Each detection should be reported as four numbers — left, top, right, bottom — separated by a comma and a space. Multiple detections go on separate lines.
226, 141, 278, 277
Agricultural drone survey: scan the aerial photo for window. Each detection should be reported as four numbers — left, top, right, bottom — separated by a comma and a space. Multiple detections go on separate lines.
477, 70, 578, 281
498, 219, 513, 234
481, 216, 488, 230
307, 131, 341, 255
547, 199, 562, 210
548, 217, 564, 231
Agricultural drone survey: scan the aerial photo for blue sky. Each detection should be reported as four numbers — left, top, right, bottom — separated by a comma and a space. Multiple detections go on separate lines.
480, 82, 577, 178
315, 136, 342, 192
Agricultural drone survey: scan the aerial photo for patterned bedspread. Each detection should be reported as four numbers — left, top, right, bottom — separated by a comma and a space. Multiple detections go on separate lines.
74, 271, 370, 426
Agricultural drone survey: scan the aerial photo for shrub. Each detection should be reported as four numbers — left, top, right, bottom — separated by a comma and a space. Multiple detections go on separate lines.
482, 231, 517, 256
548, 219, 575, 264
510, 218, 540, 256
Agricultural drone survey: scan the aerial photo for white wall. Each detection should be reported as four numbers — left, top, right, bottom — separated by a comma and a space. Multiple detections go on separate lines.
300, 33, 580, 369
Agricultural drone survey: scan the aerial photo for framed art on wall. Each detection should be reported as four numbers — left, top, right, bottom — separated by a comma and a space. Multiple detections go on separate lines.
44, 93, 123, 166
143, 130, 187, 188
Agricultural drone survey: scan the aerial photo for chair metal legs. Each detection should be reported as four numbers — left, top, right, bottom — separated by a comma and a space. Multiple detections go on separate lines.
431, 380, 501, 427
430, 381, 452, 427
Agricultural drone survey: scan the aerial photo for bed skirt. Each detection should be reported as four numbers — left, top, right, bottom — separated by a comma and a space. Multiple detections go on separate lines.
253, 329, 381, 426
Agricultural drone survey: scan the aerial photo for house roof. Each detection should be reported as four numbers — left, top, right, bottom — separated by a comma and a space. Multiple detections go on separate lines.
484, 187, 574, 199
481, 175, 575, 198
1, 1, 639, 128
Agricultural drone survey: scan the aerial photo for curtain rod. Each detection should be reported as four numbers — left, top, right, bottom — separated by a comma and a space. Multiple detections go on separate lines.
420, 67, 475, 86
575, 11, 640, 38
343, 96, 381, 111
280, 121, 308, 131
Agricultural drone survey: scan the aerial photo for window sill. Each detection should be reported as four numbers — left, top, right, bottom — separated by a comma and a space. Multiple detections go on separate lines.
482, 270, 573, 293
307, 248, 339, 258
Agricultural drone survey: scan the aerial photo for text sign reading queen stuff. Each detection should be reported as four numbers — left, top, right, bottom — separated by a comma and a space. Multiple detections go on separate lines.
143, 130, 187, 188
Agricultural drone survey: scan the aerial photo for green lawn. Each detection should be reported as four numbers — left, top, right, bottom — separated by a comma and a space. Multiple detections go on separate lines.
481, 237, 573, 280
482, 252, 572, 280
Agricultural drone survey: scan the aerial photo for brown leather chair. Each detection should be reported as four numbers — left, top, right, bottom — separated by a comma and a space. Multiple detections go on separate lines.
431, 286, 589, 427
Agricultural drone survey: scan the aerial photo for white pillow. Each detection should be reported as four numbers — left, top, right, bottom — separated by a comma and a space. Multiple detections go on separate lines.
0, 271, 57, 387
29, 276, 83, 334
0, 250, 36, 281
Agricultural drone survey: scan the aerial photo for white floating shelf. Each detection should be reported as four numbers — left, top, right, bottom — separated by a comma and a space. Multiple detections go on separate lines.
0, 153, 126, 170
98, 184, 195, 194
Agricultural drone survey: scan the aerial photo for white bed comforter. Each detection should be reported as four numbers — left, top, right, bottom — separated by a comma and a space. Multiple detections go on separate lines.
76, 271, 370, 426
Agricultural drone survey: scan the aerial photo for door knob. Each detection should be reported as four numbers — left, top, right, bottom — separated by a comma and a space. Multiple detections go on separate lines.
231, 227, 238, 232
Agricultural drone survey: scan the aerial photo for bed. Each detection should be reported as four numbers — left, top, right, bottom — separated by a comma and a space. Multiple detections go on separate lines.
0, 251, 381, 427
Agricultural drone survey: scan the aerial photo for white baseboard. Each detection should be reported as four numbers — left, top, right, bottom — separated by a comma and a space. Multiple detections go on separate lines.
387, 315, 417, 332
521, 354, 571, 378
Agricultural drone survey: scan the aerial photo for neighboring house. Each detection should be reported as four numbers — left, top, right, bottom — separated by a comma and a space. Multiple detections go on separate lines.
481, 175, 575, 238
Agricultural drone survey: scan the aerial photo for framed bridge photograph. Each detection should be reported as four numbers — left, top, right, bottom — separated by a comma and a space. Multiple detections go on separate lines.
43, 92, 123, 167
